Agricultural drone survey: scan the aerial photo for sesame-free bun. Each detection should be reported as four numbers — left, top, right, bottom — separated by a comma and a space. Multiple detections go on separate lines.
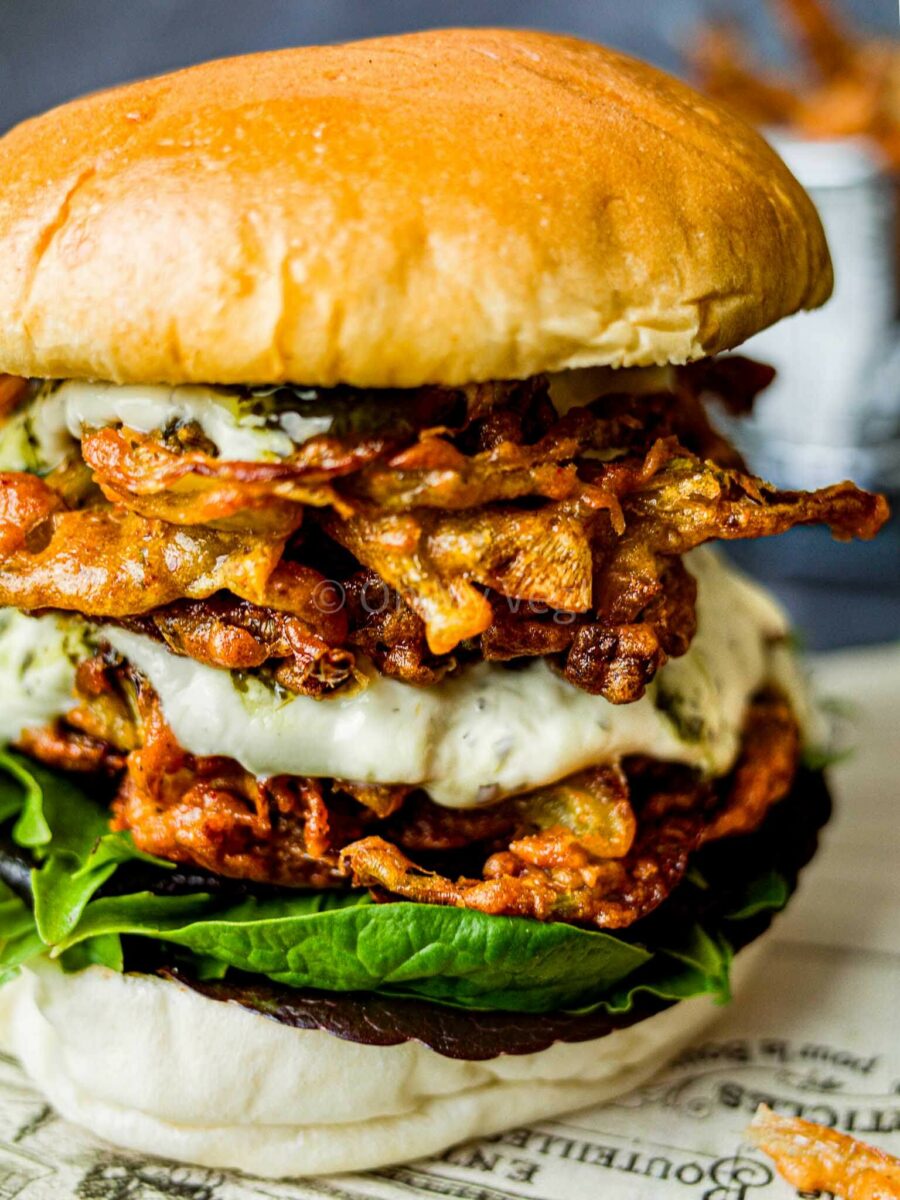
0, 29, 831, 388
0, 945, 766, 1177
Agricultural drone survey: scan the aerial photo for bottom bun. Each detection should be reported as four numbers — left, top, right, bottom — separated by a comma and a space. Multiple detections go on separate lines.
0, 940, 767, 1177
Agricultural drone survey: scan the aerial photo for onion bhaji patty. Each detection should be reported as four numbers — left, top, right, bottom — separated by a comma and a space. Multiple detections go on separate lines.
19, 651, 800, 931
0, 360, 888, 704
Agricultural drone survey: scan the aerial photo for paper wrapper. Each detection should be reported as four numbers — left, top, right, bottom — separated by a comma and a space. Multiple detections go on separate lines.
0, 644, 897, 1199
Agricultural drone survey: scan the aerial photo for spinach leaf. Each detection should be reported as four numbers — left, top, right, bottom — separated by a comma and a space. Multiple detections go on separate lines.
0, 882, 41, 985
53, 891, 652, 1013
725, 868, 789, 921
0, 751, 168, 942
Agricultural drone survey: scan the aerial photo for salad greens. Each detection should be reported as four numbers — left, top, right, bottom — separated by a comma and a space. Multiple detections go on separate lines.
0, 749, 792, 1013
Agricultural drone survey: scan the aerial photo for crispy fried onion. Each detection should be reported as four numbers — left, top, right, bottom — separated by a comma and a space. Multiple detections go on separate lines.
748, 1105, 900, 1200
0, 366, 889, 701
21, 662, 800, 926
328, 443, 887, 669
340, 692, 799, 927
121, 593, 355, 697
78, 378, 549, 528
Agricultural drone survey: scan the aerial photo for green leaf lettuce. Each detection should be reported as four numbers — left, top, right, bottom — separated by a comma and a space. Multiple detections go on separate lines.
0, 749, 795, 1014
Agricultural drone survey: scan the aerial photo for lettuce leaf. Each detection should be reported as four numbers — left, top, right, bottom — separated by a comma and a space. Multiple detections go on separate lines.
0, 750, 168, 943
0, 749, 51, 845
0, 880, 125, 981
0, 755, 651, 1009
0, 883, 44, 984
725, 868, 789, 921
0, 748, 803, 1014
58, 933, 125, 974
49, 891, 652, 1012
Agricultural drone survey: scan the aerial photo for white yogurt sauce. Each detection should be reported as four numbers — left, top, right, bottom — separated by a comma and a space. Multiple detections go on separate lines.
0, 366, 678, 474
0, 381, 335, 472
0, 610, 93, 744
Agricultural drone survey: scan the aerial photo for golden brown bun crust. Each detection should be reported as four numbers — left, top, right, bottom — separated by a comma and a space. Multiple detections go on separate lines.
0, 29, 831, 387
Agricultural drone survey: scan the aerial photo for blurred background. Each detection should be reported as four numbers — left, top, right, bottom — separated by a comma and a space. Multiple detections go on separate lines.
1, 0, 898, 651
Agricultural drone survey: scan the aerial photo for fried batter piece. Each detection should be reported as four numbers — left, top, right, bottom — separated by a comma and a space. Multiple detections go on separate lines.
78, 377, 540, 528
76, 361, 768, 527
748, 1105, 900, 1200
341, 768, 704, 927
109, 690, 375, 886
557, 554, 699, 701
594, 450, 887, 626
61, 656, 143, 754
340, 692, 798, 927
349, 423, 588, 510
81, 424, 368, 527
121, 592, 355, 697
342, 570, 455, 687
0, 375, 29, 420
0, 472, 61, 556
703, 691, 799, 841
331, 441, 885, 677
573, 449, 887, 698
16, 722, 125, 774
0, 364, 888, 701
0, 478, 298, 616
343, 554, 697, 703
329, 499, 601, 655
21, 655, 404, 883
0, 476, 358, 690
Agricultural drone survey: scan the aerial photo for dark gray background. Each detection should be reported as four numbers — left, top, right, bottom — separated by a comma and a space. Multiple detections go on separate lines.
0, 0, 897, 649
2, 0, 897, 132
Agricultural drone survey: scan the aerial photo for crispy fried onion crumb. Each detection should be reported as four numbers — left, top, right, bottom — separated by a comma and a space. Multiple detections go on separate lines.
748, 1105, 900, 1200
20, 657, 799, 929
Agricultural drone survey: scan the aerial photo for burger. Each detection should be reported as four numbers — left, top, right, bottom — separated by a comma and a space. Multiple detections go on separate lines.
0, 28, 888, 1178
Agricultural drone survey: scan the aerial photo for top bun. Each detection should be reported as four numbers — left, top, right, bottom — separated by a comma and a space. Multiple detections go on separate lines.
0, 29, 831, 388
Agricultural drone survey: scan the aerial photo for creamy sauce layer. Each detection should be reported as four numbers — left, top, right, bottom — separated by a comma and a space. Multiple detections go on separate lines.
0, 611, 93, 744
107, 551, 795, 807
0, 366, 676, 473
0, 382, 335, 472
